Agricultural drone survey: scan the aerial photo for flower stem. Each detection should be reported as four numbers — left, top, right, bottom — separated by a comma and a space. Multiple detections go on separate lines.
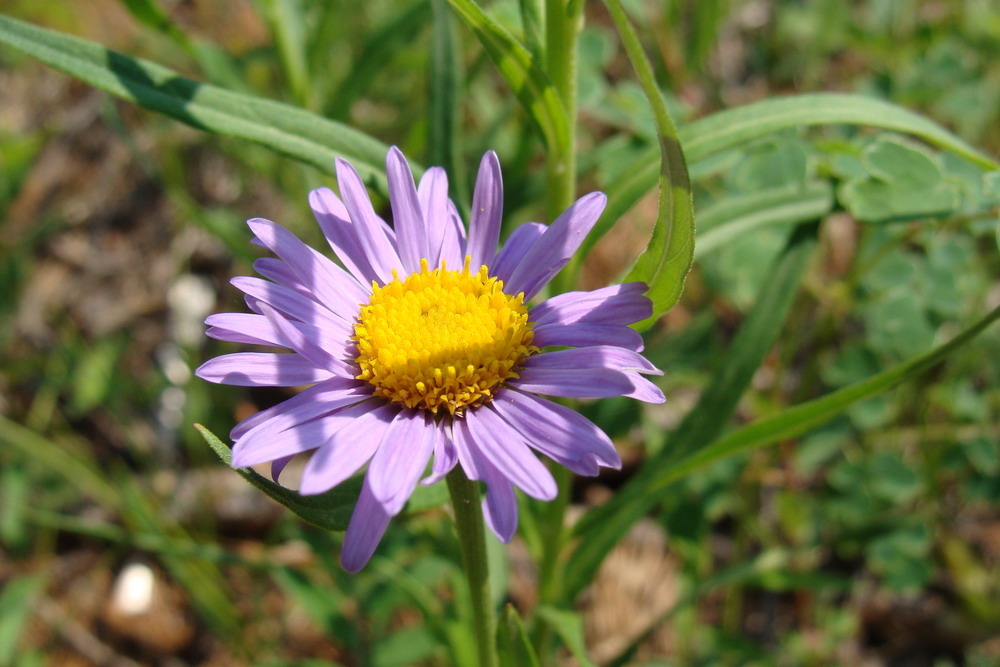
447, 467, 498, 667
543, 0, 583, 222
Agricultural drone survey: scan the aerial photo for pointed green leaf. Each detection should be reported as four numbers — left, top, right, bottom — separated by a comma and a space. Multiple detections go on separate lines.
536, 606, 596, 667
567, 225, 819, 598
0, 14, 393, 183
695, 181, 833, 258
497, 604, 541, 667
445, 0, 569, 155
584, 93, 998, 264
607, 0, 695, 325
195, 423, 361, 532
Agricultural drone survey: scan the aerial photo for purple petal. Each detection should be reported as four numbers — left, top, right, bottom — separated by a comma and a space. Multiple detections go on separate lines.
367, 410, 436, 515
489, 389, 621, 473
625, 373, 667, 403
463, 407, 556, 500
247, 218, 368, 319
417, 167, 461, 268
530, 282, 651, 326
230, 377, 368, 440
258, 303, 353, 376
230, 277, 355, 334
271, 455, 295, 482
422, 421, 458, 486
524, 346, 662, 376
533, 321, 645, 352
335, 158, 405, 284
341, 476, 392, 572
386, 147, 428, 273
466, 151, 503, 270
205, 313, 353, 375
299, 402, 400, 495
506, 192, 607, 300
196, 352, 331, 386
253, 257, 311, 296
510, 367, 635, 399
451, 418, 484, 481
309, 187, 381, 285
491, 222, 546, 285
480, 459, 518, 543
234, 399, 379, 468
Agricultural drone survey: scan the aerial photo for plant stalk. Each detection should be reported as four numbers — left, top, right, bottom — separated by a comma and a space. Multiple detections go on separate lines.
447, 467, 498, 667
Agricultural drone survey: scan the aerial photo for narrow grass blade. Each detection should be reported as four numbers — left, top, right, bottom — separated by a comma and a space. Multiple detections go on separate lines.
566, 225, 819, 598
662, 301, 1000, 487
606, 0, 695, 325
326, 0, 431, 121
0, 14, 393, 183
497, 604, 541, 667
695, 182, 834, 258
0, 574, 47, 665
584, 93, 999, 263
446, 0, 569, 155
536, 606, 597, 667
429, 0, 468, 208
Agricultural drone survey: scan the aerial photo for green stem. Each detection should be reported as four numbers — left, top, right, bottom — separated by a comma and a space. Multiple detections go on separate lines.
447, 467, 498, 667
533, 464, 572, 657
543, 0, 582, 223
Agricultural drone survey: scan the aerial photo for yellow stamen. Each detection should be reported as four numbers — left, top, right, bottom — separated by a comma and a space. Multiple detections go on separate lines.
353, 257, 537, 414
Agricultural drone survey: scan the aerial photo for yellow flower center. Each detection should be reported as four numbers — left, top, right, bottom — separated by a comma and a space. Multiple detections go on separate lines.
353, 257, 537, 414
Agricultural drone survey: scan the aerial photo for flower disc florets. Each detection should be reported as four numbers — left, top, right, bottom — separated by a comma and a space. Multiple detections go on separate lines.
353, 256, 537, 414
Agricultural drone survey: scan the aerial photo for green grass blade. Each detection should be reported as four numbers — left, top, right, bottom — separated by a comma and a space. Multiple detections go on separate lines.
683, 93, 998, 169
497, 604, 541, 667
584, 93, 999, 264
326, 0, 431, 121
568, 292, 1000, 600
606, 0, 695, 325
429, 0, 468, 208
446, 0, 569, 155
662, 301, 1000, 487
261, 0, 312, 108
195, 424, 361, 532
566, 225, 819, 597
0, 13, 393, 183
517, 0, 545, 62
0, 574, 48, 665
695, 181, 834, 258
535, 606, 596, 667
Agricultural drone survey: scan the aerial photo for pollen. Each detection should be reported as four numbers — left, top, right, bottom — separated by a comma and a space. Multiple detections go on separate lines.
353, 257, 537, 414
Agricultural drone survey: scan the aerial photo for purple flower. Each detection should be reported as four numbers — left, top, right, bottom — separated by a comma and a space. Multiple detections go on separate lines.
197, 147, 664, 572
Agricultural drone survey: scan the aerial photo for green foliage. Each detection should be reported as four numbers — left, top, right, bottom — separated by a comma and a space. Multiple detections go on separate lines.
2, 0, 999, 664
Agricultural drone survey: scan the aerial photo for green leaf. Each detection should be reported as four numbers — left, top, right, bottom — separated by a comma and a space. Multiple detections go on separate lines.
194, 423, 361, 532
731, 134, 809, 191
567, 225, 819, 598
497, 604, 541, 667
517, 0, 545, 62
0, 13, 393, 184
653, 301, 1000, 492
585, 93, 998, 267
445, 0, 569, 155
536, 606, 596, 667
607, 0, 695, 325
683, 94, 997, 170
695, 182, 834, 258
327, 0, 431, 120
839, 136, 961, 221
429, 0, 467, 209
0, 574, 47, 664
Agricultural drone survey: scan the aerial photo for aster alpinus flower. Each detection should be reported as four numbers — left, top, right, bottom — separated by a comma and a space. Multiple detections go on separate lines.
196, 147, 664, 571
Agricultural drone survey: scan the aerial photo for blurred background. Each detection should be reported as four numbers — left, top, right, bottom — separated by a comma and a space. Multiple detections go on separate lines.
1, 0, 999, 664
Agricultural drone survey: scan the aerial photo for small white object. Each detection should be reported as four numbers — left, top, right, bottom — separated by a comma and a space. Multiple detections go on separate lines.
111, 562, 155, 616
